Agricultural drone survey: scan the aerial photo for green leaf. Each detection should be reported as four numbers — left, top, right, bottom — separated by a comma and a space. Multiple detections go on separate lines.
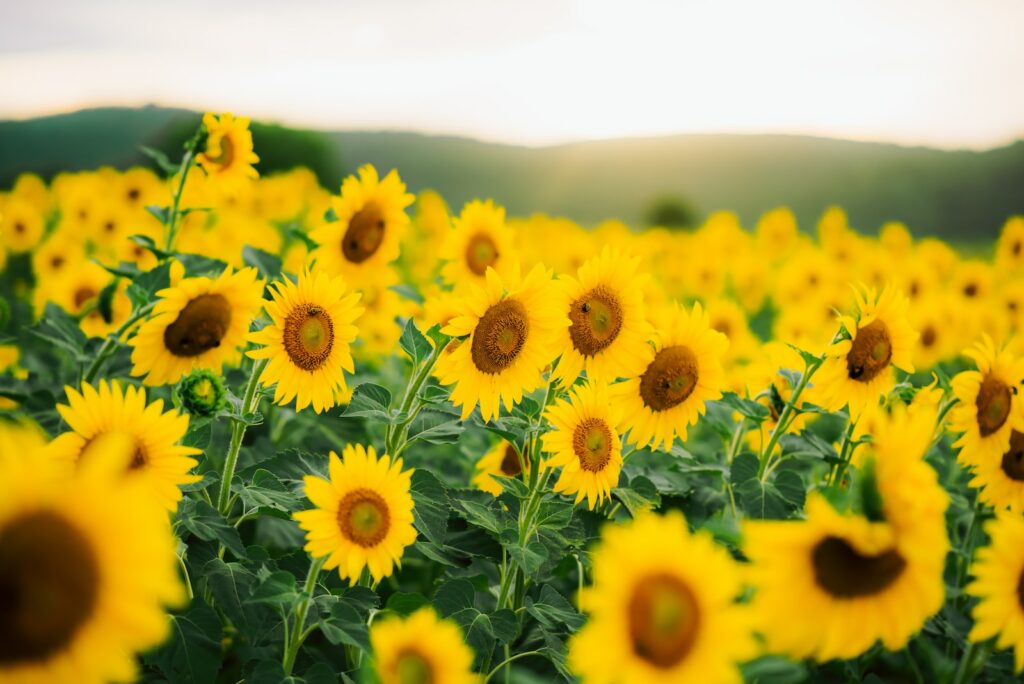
202, 558, 260, 634
148, 600, 223, 683
318, 599, 370, 650
343, 383, 393, 421
144, 205, 171, 225
719, 391, 770, 422
390, 283, 424, 304
248, 570, 299, 607
411, 469, 449, 544
729, 452, 760, 484
434, 578, 476, 616
405, 408, 464, 445
243, 245, 283, 279
500, 529, 548, 577
140, 145, 181, 175
741, 656, 810, 683
236, 469, 302, 514
30, 303, 88, 360
490, 474, 530, 499
398, 317, 432, 366
178, 499, 246, 558
385, 592, 429, 616
525, 585, 585, 632
96, 278, 118, 324
133, 259, 172, 295
455, 497, 506, 535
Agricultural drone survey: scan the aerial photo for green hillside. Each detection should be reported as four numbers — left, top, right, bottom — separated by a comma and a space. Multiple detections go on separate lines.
1, 106, 1022, 240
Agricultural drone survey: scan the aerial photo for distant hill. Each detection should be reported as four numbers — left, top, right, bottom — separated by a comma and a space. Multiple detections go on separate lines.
2, 106, 1022, 240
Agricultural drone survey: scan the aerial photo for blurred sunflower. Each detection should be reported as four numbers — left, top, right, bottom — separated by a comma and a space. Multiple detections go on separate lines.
370, 607, 475, 684
966, 512, 1024, 672
472, 439, 527, 496
197, 112, 260, 186
440, 199, 514, 290
950, 336, 1024, 466
0, 194, 45, 254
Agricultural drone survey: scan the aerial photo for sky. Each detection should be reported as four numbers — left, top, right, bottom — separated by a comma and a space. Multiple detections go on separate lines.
1, 0, 1023, 149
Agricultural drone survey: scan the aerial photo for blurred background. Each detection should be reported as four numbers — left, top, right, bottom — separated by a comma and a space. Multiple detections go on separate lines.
1, 0, 1022, 239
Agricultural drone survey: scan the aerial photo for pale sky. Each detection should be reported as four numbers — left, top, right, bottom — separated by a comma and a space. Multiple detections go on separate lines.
1, 0, 1022, 149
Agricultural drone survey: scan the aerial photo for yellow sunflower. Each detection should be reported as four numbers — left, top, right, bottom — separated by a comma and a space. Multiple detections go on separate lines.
196, 112, 260, 186
614, 302, 728, 451
472, 439, 528, 496
248, 268, 363, 413
950, 336, 1024, 467
569, 510, 752, 684
967, 430, 1024, 512
440, 199, 514, 290
551, 247, 652, 385
813, 284, 917, 420
369, 607, 476, 684
435, 263, 567, 422
542, 380, 623, 509
310, 165, 414, 278
130, 266, 265, 386
966, 512, 1024, 672
44, 380, 200, 511
0, 457, 184, 684
294, 444, 416, 582
0, 193, 45, 253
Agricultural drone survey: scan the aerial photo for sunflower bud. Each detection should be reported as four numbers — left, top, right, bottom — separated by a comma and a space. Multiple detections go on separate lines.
175, 369, 227, 417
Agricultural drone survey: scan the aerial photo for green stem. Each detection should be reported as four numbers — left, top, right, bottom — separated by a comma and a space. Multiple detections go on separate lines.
758, 356, 822, 480
177, 554, 194, 601
282, 556, 325, 676
216, 359, 268, 516
484, 651, 544, 683
950, 640, 991, 684
385, 339, 446, 458
164, 149, 198, 253
955, 497, 985, 612
828, 417, 859, 487
726, 417, 747, 464
81, 302, 156, 383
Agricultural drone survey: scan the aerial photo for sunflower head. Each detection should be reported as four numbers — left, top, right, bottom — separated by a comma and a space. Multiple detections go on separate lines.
369, 607, 476, 684
440, 199, 514, 289
967, 513, 1024, 672
197, 112, 260, 186
472, 440, 528, 496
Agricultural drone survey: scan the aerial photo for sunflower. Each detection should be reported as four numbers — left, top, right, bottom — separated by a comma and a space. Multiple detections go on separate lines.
248, 268, 363, 413
294, 444, 416, 582
435, 263, 567, 422
0, 193, 45, 253
813, 284, 916, 420
440, 199, 514, 290
369, 607, 476, 684
130, 266, 265, 386
44, 380, 200, 511
551, 247, 652, 386
966, 512, 1024, 672
569, 511, 752, 684
966, 430, 1024, 512
614, 302, 728, 451
0, 457, 183, 684
542, 380, 623, 509
196, 112, 260, 186
950, 336, 1024, 467
310, 165, 414, 277
996, 216, 1024, 275
0, 416, 47, 469
472, 439, 528, 496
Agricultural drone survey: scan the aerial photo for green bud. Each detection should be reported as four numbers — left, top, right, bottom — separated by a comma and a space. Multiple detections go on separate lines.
176, 369, 227, 418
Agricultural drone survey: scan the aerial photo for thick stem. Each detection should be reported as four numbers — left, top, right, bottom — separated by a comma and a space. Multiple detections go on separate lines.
950, 640, 990, 684
282, 556, 326, 676
216, 359, 268, 516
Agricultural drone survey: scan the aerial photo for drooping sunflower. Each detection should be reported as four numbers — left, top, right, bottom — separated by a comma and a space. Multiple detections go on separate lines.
440, 199, 514, 290
0, 458, 184, 684
614, 302, 728, 451
369, 607, 476, 684
966, 512, 1024, 672
472, 439, 528, 496
130, 266, 265, 386
813, 284, 917, 420
551, 247, 652, 385
310, 165, 414, 277
569, 510, 753, 684
542, 380, 623, 509
950, 337, 1024, 469
435, 263, 567, 422
45, 380, 200, 511
196, 112, 260, 186
294, 444, 416, 582
248, 268, 363, 413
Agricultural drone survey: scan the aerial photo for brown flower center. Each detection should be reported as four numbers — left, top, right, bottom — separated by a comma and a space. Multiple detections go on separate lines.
628, 573, 700, 669
568, 286, 623, 357
639, 345, 698, 411
394, 647, 434, 684
1001, 430, 1024, 482
920, 325, 937, 348
73, 286, 97, 309
0, 511, 100, 665
206, 133, 236, 168
470, 299, 529, 374
342, 202, 386, 264
163, 293, 232, 358
465, 232, 499, 276
50, 255, 65, 270
572, 417, 613, 472
283, 305, 335, 371
127, 187, 141, 202
964, 283, 978, 298
336, 488, 391, 548
976, 374, 1012, 437
845, 319, 892, 382
500, 444, 522, 476
13, 222, 25, 234
811, 536, 906, 598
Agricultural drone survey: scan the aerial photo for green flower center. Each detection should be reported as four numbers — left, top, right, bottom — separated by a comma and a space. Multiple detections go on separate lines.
568, 285, 623, 357
283, 305, 335, 372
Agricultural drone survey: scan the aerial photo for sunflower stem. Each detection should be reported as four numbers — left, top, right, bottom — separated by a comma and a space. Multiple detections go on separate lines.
282, 555, 326, 676
950, 640, 991, 684
757, 354, 822, 480
81, 301, 156, 384
216, 358, 268, 516
954, 496, 986, 612
483, 650, 544, 683
385, 336, 447, 458
828, 417, 859, 487
726, 417, 747, 464
163, 124, 204, 253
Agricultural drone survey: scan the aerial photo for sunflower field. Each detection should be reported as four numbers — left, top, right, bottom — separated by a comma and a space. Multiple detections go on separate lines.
2, 114, 1024, 684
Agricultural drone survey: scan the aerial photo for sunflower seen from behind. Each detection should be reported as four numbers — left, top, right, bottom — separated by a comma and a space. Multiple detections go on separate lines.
130, 266, 265, 386
615, 302, 728, 451
440, 199, 514, 290
248, 267, 363, 413
966, 512, 1024, 673
569, 510, 752, 684
542, 380, 623, 509
294, 444, 416, 582
369, 607, 476, 684
196, 112, 260, 187
473, 439, 528, 496
435, 263, 567, 422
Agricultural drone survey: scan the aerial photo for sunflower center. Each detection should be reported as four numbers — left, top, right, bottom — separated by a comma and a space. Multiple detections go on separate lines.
342, 202, 386, 264
127, 187, 141, 202
206, 134, 236, 167
845, 319, 892, 382
628, 573, 700, 669
0, 511, 100, 666
395, 648, 434, 684
920, 325, 937, 348
568, 286, 623, 357
811, 536, 906, 598
80, 431, 147, 471
163, 293, 232, 358
465, 232, 499, 276
1000, 430, 1024, 482
500, 444, 522, 476
976, 375, 1012, 437
470, 299, 529, 374
13, 222, 25, 234
73, 286, 97, 309
639, 345, 699, 411
336, 488, 391, 548
51, 255, 65, 269
964, 283, 978, 298
572, 417, 613, 472
283, 305, 335, 371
